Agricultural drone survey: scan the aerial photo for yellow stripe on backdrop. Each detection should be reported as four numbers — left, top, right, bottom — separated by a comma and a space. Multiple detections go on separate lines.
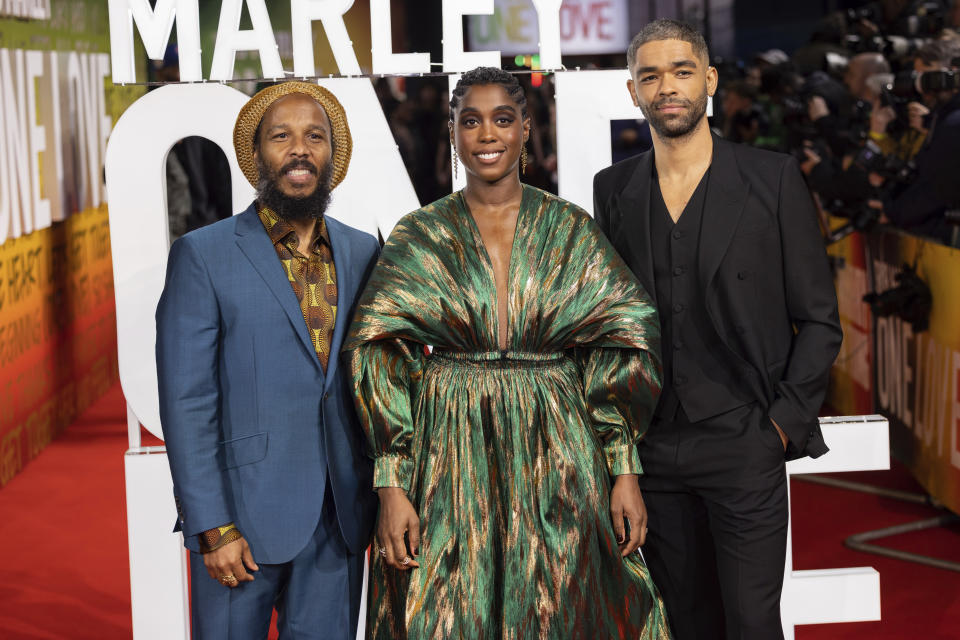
0, 205, 118, 486
0, 1, 145, 487
828, 227, 960, 515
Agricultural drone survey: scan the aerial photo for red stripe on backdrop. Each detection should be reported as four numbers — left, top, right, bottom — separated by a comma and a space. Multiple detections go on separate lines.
0, 383, 958, 638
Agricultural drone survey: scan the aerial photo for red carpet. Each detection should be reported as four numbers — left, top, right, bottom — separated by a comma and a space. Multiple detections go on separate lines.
1, 382, 959, 638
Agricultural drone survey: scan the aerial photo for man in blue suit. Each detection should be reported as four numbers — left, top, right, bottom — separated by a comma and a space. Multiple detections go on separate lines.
156, 82, 380, 639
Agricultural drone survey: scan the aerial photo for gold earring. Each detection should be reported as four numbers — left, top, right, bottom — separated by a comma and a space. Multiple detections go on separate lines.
453, 147, 459, 179
521, 145, 528, 175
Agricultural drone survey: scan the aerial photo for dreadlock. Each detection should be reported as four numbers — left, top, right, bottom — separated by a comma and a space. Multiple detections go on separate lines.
449, 67, 528, 120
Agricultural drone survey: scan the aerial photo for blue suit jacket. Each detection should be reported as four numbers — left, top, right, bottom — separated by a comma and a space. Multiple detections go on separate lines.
156, 204, 379, 563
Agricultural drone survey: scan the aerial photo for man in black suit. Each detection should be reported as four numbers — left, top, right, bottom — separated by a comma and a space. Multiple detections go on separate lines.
593, 20, 842, 640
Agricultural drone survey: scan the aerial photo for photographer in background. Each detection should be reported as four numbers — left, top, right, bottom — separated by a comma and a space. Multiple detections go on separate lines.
720, 79, 770, 144
876, 39, 960, 243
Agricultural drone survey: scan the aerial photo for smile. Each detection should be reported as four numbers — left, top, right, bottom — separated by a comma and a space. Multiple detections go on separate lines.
474, 150, 505, 163
285, 168, 314, 184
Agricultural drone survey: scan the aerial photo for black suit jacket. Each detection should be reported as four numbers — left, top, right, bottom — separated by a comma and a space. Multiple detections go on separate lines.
593, 135, 841, 459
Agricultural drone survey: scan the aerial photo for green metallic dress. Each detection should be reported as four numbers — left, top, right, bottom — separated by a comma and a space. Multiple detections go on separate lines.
345, 185, 671, 639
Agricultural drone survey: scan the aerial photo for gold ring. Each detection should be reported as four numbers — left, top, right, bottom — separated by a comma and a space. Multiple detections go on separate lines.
219, 574, 237, 585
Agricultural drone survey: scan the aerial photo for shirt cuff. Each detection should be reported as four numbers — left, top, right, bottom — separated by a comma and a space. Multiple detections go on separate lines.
373, 455, 413, 492
198, 522, 242, 553
604, 444, 643, 477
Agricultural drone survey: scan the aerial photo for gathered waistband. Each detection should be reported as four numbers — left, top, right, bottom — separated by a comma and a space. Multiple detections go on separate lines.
431, 349, 568, 367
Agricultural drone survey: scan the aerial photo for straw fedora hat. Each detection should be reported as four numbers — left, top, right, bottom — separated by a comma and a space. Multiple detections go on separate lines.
233, 81, 352, 190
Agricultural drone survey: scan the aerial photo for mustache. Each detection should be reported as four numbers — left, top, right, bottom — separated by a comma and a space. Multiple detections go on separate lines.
653, 98, 691, 109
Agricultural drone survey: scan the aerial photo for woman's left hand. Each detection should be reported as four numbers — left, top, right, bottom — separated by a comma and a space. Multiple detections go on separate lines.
610, 474, 647, 556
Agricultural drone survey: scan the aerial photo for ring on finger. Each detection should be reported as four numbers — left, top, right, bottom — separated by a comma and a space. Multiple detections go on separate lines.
378, 546, 387, 557
401, 556, 411, 566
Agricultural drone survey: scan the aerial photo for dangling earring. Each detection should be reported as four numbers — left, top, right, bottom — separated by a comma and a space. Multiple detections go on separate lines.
520, 145, 528, 175
453, 147, 459, 179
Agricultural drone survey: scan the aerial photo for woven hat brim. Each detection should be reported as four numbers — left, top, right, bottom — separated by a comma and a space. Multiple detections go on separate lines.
233, 82, 352, 190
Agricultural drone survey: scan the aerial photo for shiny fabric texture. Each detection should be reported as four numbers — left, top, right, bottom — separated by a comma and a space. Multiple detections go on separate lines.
345, 185, 671, 639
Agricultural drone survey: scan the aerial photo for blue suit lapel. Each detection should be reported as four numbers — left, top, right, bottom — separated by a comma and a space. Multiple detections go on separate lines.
234, 207, 323, 374
323, 216, 354, 392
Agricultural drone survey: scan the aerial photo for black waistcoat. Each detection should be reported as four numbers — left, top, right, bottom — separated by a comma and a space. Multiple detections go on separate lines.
650, 167, 753, 422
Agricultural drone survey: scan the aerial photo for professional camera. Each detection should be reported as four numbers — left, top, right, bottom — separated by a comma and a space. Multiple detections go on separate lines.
851, 138, 916, 181
783, 72, 865, 155
918, 69, 960, 92
819, 137, 918, 244
863, 263, 932, 332
845, 1, 946, 42
888, 69, 960, 96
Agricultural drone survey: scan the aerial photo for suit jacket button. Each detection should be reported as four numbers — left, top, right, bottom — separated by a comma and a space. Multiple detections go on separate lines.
737, 270, 750, 280
323, 393, 329, 400
672, 303, 684, 313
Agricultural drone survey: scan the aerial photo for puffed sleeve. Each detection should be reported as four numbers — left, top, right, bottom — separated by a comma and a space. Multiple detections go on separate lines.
349, 338, 424, 491
577, 346, 661, 476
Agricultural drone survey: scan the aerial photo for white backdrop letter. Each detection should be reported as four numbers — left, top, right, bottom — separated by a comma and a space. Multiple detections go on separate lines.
442, 0, 501, 72
107, 0, 202, 83
291, 0, 362, 76
210, 0, 284, 81
370, 0, 431, 74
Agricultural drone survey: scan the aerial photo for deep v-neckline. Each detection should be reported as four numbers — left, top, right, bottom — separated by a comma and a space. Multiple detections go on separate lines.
458, 185, 530, 351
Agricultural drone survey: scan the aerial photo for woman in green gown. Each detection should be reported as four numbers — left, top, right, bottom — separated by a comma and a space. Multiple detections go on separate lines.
345, 67, 671, 639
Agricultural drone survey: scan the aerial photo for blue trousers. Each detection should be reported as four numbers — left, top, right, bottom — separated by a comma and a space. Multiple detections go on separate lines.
189, 486, 364, 639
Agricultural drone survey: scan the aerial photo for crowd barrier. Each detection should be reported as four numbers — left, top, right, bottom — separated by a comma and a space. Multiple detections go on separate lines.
827, 225, 960, 515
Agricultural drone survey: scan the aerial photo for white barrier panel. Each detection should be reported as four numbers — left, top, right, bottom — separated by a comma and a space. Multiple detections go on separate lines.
125, 447, 189, 639
782, 415, 889, 638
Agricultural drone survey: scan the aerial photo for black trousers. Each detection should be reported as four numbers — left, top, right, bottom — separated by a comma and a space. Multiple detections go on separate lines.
638, 401, 788, 640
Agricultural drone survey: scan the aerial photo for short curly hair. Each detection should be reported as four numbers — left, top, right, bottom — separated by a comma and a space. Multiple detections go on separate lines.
449, 66, 528, 121
627, 19, 709, 71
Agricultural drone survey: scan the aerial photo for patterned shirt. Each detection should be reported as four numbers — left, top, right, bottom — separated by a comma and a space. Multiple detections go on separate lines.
257, 205, 338, 370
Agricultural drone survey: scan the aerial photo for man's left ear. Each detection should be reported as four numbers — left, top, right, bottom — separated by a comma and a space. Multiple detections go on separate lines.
707, 66, 719, 97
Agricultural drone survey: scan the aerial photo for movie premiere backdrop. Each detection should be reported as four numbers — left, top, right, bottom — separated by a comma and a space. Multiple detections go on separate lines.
0, 0, 144, 487
0, 2, 895, 637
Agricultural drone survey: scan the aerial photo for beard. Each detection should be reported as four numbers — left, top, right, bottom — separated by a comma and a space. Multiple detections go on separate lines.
639, 88, 709, 140
255, 157, 334, 221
